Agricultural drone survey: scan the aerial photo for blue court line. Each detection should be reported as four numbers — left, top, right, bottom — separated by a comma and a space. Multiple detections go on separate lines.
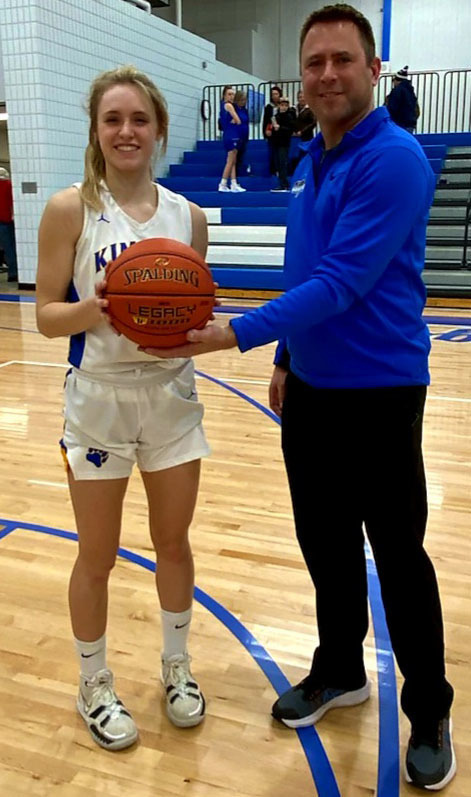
196, 370, 400, 797
195, 369, 280, 424
0, 518, 339, 797
366, 548, 400, 795
0, 293, 35, 303
0, 521, 18, 540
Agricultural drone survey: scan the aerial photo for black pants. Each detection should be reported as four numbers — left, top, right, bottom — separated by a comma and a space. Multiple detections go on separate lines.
281, 372, 453, 725
273, 145, 290, 189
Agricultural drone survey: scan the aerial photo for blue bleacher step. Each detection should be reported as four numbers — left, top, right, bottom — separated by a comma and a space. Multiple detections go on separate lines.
211, 267, 284, 290
221, 207, 288, 226
184, 150, 270, 167
170, 163, 271, 178
177, 191, 291, 207
197, 139, 269, 151
159, 176, 274, 192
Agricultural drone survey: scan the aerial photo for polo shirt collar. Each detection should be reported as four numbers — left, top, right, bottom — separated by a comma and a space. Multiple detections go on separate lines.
309, 106, 390, 156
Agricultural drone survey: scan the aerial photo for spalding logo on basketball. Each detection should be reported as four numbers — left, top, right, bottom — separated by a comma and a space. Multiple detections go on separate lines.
104, 238, 215, 348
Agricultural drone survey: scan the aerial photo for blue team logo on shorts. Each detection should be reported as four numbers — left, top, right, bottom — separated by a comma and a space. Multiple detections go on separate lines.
86, 448, 110, 467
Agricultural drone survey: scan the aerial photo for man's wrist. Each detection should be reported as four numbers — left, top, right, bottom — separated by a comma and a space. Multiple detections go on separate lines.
224, 325, 238, 349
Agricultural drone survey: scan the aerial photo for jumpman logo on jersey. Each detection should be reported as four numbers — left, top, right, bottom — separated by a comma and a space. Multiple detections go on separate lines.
86, 448, 110, 467
97, 213, 111, 223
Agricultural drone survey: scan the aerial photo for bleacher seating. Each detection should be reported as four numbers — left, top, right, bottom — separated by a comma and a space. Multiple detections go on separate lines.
160, 136, 471, 296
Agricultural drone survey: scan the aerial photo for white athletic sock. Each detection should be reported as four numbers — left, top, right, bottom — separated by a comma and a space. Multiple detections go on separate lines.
220, 178, 228, 186
161, 607, 192, 659
75, 633, 107, 678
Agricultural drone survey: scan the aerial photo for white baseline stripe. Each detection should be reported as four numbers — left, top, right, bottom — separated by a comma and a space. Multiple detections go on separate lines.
9, 360, 67, 368
428, 395, 471, 403
2, 362, 469, 402
29, 480, 68, 489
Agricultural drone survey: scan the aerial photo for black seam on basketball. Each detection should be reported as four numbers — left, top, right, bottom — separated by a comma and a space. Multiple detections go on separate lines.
109, 308, 214, 337
107, 292, 215, 298
105, 241, 213, 277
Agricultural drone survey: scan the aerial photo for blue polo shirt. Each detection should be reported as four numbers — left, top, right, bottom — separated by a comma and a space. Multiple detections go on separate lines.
230, 107, 436, 388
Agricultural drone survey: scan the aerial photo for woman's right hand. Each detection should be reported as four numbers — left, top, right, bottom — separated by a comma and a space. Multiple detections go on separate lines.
82, 278, 112, 330
269, 365, 288, 417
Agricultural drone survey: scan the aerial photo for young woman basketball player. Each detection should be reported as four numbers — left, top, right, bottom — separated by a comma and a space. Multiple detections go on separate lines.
217, 85, 247, 193
36, 66, 209, 750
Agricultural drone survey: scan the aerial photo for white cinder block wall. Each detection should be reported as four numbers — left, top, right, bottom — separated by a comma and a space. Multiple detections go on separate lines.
0, 0, 261, 285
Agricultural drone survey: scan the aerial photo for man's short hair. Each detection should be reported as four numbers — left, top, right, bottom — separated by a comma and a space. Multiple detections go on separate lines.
299, 3, 376, 64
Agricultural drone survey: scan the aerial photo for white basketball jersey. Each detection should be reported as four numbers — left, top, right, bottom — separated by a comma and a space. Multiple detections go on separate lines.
69, 182, 193, 375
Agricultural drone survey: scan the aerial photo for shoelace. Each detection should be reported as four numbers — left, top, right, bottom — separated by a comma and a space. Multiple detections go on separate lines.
86, 673, 124, 719
166, 658, 194, 698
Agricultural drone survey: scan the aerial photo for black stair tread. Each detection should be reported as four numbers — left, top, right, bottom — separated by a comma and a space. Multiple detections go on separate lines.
426, 238, 466, 245
433, 198, 470, 207
424, 261, 466, 270
427, 218, 467, 225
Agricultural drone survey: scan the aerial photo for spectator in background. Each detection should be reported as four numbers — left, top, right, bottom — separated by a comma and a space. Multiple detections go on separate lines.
270, 97, 296, 192
0, 166, 18, 282
233, 89, 250, 179
263, 86, 282, 175
289, 89, 317, 173
294, 89, 317, 140
218, 86, 246, 193
385, 66, 420, 133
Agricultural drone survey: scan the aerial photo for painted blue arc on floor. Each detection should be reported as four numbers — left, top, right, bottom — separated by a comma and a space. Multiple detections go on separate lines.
0, 368, 400, 797
0, 518, 339, 797
195, 369, 400, 797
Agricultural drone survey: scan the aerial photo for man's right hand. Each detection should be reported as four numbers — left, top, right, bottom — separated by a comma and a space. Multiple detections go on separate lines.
269, 365, 288, 417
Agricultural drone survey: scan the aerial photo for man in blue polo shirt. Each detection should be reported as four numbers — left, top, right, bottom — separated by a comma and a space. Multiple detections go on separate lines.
143, 4, 455, 789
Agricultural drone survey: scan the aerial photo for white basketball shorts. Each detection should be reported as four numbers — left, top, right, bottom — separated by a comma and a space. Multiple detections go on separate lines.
61, 362, 210, 480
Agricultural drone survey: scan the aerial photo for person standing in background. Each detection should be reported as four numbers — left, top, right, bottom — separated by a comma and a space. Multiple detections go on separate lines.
218, 86, 246, 193
290, 89, 317, 172
385, 66, 420, 133
263, 86, 282, 176
270, 98, 296, 191
233, 89, 250, 180
0, 167, 18, 282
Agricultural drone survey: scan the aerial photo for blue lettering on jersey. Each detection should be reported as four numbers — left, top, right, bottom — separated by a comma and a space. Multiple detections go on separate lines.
94, 241, 136, 273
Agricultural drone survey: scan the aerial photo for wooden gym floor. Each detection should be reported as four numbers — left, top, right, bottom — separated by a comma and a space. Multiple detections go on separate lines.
0, 287, 469, 796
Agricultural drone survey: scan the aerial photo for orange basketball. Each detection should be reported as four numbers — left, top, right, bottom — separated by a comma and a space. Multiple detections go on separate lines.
104, 237, 215, 348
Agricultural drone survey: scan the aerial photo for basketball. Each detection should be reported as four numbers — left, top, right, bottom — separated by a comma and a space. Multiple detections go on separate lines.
104, 237, 215, 347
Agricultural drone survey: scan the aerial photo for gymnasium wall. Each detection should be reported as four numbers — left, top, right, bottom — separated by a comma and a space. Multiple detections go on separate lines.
0, 0, 261, 285
390, 0, 471, 72
158, 0, 471, 80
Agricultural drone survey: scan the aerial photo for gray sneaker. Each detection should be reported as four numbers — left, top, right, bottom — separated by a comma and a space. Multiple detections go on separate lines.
161, 653, 205, 728
272, 676, 371, 728
405, 715, 456, 790
77, 669, 138, 750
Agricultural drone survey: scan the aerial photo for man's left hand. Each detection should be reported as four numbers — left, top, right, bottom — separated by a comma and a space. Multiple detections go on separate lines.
139, 323, 238, 358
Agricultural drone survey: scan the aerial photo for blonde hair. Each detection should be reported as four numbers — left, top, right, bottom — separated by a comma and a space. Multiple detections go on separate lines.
234, 90, 247, 105
81, 65, 169, 211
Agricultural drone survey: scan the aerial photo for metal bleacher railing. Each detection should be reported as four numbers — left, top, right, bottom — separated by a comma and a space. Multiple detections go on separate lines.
201, 69, 471, 140
198, 70, 471, 291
